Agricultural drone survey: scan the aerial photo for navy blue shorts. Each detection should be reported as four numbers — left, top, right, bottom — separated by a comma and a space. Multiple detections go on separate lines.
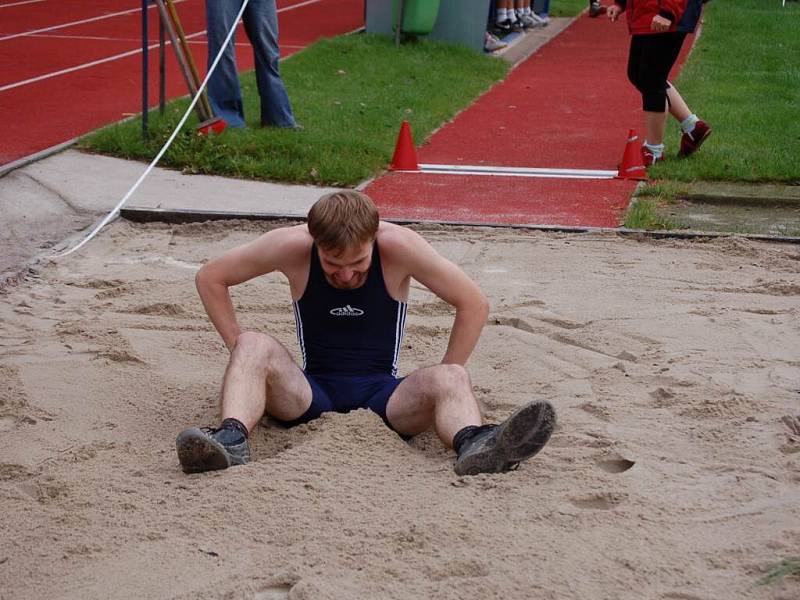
271, 372, 405, 432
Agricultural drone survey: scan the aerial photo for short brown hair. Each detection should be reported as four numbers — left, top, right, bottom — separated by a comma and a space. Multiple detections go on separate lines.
307, 191, 379, 253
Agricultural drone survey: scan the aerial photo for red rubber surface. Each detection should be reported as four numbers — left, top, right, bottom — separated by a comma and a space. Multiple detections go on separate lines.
369, 172, 634, 227
0, 0, 365, 166
367, 13, 696, 228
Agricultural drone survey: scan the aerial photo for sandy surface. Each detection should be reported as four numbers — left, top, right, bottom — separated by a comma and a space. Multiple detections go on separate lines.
1, 220, 799, 599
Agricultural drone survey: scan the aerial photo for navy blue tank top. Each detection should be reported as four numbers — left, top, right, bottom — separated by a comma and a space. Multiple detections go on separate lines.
292, 242, 408, 376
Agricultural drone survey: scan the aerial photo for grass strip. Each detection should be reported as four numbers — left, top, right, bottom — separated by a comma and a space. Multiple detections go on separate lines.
758, 557, 800, 586
548, 0, 589, 17
79, 33, 508, 187
649, 0, 800, 182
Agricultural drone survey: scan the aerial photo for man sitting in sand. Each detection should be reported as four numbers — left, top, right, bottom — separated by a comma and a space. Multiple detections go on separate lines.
176, 191, 555, 476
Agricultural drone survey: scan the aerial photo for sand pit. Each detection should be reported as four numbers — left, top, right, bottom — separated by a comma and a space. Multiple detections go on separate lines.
1, 220, 798, 599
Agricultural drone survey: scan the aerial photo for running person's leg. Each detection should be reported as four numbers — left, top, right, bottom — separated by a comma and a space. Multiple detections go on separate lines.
627, 32, 687, 161
666, 83, 712, 157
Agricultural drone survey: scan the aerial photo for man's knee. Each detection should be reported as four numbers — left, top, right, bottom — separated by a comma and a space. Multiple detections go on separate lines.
424, 364, 472, 395
230, 332, 284, 371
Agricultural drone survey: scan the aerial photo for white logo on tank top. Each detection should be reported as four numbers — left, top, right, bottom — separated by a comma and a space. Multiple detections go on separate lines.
330, 305, 365, 317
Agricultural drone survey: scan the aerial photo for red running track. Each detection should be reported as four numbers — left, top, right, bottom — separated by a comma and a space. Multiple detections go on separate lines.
0, 0, 365, 166
367, 13, 696, 228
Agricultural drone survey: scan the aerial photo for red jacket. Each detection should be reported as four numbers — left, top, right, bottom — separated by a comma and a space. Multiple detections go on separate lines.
614, 0, 689, 35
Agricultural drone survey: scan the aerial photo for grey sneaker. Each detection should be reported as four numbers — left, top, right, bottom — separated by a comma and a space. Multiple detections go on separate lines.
484, 32, 507, 52
176, 426, 250, 474
520, 14, 542, 28
453, 400, 555, 476
530, 13, 549, 26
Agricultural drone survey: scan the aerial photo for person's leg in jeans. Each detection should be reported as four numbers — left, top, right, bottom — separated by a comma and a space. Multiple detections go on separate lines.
242, 0, 296, 127
538, 0, 550, 18
206, 0, 247, 128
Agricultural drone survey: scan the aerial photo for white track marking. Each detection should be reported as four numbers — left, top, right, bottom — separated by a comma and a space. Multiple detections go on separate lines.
0, 30, 205, 92
0, 0, 46, 8
417, 163, 618, 179
1, 0, 322, 41
0, 0, 326, 92
0, 0, 190, 42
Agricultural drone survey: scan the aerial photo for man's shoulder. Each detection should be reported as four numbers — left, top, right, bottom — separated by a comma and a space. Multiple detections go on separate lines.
376, 221, 420, 251
242, 224, 312, 271
258, 223, 312, 250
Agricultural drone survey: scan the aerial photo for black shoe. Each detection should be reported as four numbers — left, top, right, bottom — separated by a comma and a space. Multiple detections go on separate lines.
453, 401, 555, 476
492, 20, 512, 35
176, 426, 250, 474
589, 2, 606, 17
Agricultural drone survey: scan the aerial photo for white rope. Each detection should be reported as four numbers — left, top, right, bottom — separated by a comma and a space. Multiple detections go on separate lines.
58, 0, 251, 258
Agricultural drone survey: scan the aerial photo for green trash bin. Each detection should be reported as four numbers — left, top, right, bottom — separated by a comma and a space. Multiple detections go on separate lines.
392, 0, 441, 36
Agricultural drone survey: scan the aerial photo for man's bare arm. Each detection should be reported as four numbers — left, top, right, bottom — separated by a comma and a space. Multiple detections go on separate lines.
195, 226, 307, 351
387, 228, 489, 365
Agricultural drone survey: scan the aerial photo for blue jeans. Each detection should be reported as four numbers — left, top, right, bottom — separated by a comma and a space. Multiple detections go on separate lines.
205, 0, 296, 128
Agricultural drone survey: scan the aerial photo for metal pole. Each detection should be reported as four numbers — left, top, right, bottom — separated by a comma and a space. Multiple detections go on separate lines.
159, 4, 166, 115
394, 0, 405, 48
142, 0, 149, 138
166, 0, 214, 119
153, 0, 210, 122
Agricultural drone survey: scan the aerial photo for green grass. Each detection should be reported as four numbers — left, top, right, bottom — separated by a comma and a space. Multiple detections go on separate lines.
758, 557, 800, 586
624, 182, 684, 229
624, 198, 679, 230
79, 34, 508, 187
648, 0, 800, 183
548, 0, 589, 18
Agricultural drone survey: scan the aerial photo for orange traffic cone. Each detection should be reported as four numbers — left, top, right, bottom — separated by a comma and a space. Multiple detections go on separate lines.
615, 129, 647, 181
389, 120, 419, 171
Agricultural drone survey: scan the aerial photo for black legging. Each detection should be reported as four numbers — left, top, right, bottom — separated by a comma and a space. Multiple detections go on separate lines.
627, 32, 687, 112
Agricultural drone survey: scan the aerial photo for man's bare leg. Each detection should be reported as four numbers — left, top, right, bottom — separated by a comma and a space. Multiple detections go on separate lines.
386, 364, 556, 476
177, 331, 312, 473
221, 331, 313, 431
386, 364, 482, 446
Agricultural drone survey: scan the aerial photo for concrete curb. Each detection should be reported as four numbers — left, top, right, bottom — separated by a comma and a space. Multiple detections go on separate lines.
120, 206, 800, 245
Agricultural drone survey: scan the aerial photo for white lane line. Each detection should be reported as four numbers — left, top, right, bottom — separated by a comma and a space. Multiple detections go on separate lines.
0, 0, 46, 7
25, 34, 257, 46
0, 30, 203, 93
0, 0, 46, 8
0, 0, 194, 42
417, 164, 618, 179
0, 0, 326, 92
0, 0, 321, 42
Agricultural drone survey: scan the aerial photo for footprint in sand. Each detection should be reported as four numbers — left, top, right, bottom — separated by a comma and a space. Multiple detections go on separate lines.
781, 415, 800, 436
650, 387, 678, 408
0, 463, 30, 482
570, 492, 628, 510
780, 415, 800, 455
595, 456, 636, 474
254, 585, 292, 600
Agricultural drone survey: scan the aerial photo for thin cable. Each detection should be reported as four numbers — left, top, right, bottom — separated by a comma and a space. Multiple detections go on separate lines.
58, 0, 251, 258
